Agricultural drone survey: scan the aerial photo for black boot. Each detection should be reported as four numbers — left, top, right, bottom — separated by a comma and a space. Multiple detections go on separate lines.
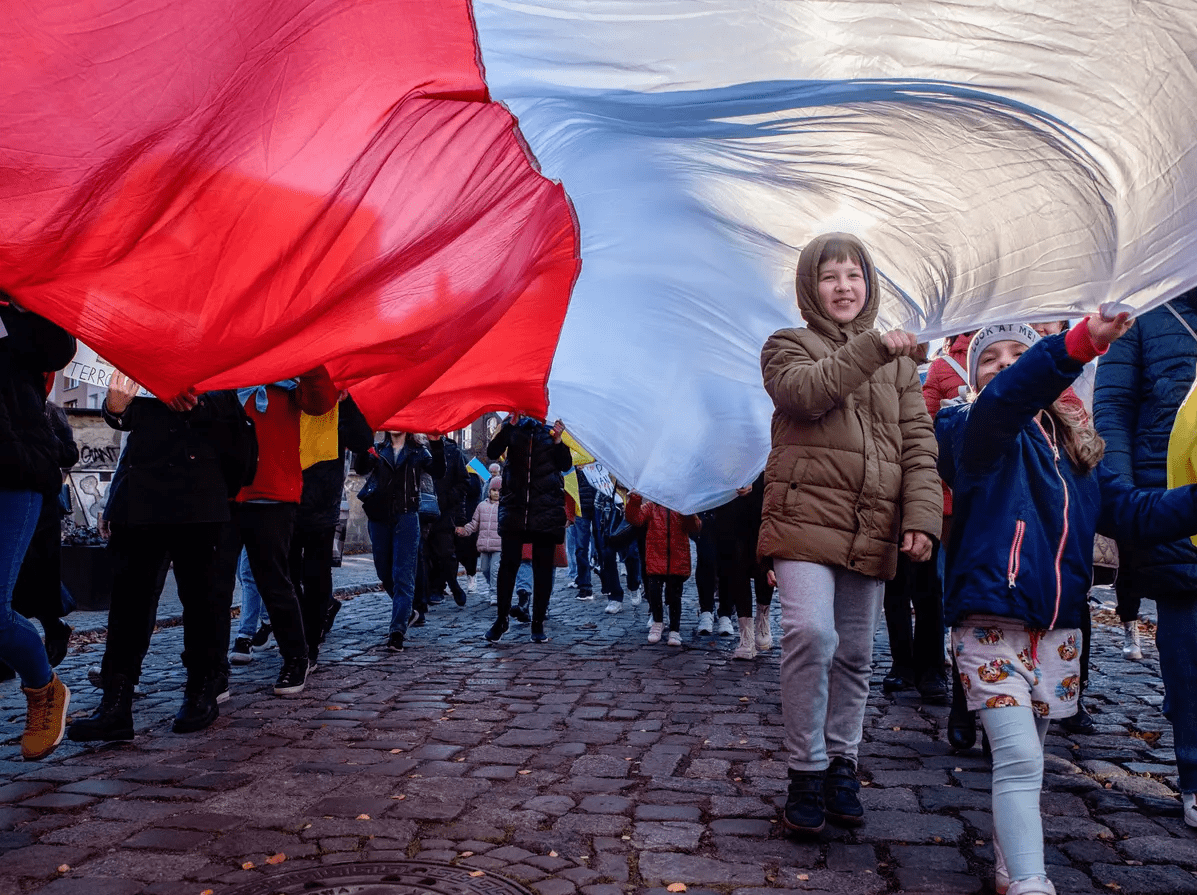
172, 673, 219, 734
947, 657, 977, 751
1059, 695, 1096, 734
824, 757, 865, 827
782, 770, 826, 835
43, 619, 72, 668
68, 673, 134, 742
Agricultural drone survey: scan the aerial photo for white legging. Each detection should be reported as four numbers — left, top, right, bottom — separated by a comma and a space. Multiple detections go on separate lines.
980, 706, 1050, 884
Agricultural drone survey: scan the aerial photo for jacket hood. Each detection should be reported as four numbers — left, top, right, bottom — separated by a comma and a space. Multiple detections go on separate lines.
795, 232, 880, 343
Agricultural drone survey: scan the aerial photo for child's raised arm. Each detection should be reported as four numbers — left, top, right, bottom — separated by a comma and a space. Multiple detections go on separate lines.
961, 317, 1121, 471
761, 328, 914, 421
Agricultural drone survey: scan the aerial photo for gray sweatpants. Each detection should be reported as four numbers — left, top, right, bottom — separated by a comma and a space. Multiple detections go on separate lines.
777, 559, 884, 772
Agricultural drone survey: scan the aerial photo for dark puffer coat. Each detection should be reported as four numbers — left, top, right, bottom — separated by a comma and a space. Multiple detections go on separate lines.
1094, 290, 1197, 597
486, 417, 572, 540
0, 302, 76, 495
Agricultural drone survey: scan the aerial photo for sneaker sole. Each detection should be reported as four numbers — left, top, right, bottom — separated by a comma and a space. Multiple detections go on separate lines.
229, 654, 253, 666
824, 810, 865, 827
781, 815, 825, 835
23, 684, 70, 761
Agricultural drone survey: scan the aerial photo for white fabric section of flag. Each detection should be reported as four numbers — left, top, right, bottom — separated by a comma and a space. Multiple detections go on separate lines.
474, 0, 1197, 513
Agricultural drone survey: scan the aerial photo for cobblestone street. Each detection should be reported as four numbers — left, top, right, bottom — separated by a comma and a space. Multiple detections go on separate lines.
0, 568, 1192, 895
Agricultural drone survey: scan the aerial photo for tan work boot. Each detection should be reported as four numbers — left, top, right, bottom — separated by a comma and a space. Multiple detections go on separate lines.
22, 673, 70, 761
733, 617, 757, 660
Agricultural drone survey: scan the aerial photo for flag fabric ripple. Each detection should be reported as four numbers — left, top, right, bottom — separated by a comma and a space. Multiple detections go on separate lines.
1, 0, 579, 432
7, 1, 1197, 515
473, 0, 1197, 512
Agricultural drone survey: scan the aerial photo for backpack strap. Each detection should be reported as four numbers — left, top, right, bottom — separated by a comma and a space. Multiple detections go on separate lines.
1166, 303, 1197, 344
942, 355, 969, 385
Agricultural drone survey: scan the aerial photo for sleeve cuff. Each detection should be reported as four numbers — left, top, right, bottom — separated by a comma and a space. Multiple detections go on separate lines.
1064, 317, 1106, 365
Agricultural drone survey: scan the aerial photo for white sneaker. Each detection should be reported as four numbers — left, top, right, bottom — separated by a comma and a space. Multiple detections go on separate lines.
565, 580, 578, 589
489, 593, 498, 606
696, 611, 714, 635
628, 587, 642, 606
605, 600, 622, 614
716, 615, 735, 637
467, 575, 477, 594
1185, 792, 1197, 829
647, 622, 664, 644
1122, 621, 1143, 660
666, 631, 682, 647
1005, 877, 1055, 895
994, 836, 1010, 895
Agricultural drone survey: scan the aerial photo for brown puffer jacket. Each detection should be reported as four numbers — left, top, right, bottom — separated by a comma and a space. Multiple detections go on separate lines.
756, 232, 942, 581
625, 493, 701, 577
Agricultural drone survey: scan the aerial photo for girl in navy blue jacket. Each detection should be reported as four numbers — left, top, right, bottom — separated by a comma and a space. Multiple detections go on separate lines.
936, 312, 1197, 895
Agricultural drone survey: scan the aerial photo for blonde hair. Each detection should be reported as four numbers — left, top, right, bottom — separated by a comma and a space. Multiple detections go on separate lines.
1046, 399, 1104, 473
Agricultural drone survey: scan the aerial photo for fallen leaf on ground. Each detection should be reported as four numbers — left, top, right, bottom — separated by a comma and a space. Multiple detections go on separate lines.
548, 850, 558, 857
392, 794, 406, 800
56, 865, 69, 873
797, 874, 810, 881
266, 854, 285, 865
666, 883, 687, 892
356, 814, 371, 820
460, 851, 473, 857
469, 870, 485, 878
518, 770, 532, 775
390, 748, 403, 754
241, 862, 254, 870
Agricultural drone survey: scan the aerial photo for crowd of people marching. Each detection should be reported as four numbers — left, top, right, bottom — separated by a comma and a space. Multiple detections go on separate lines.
4, 230, 1197, 894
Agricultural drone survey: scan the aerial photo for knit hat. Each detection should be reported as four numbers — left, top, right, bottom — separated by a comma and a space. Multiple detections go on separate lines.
966, 323, 1040, 391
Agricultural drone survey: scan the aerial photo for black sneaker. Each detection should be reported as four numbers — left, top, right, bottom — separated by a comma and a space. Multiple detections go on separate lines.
453, 587, 467, 608
530, 622, 548, 643
510, 603, 531, 624
1058, 699, 1096, 734
213, 671, 230, 704
252, 623, 273, 648
273, 657, 309, 696
387, 633, 404, 652
320, 599, 342, 644
229, 636, 253, 665
427, 590, 445, 605
881, 669, 914, 694
409, 609, 426, 628
783, 771, 825, 835
917, 673, 950, 706
172, 677, 219, 734
485, 619, 509, 643
824, 757, 865, 826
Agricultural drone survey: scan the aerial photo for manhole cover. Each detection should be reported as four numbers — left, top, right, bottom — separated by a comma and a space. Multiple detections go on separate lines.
223, 860, 537, 895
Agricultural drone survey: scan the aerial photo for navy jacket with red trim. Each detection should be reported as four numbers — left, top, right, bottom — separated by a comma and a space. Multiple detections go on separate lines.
937, 329, 1197, 629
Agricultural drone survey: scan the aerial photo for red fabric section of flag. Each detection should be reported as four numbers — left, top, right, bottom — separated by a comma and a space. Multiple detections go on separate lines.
0, 0, 578, 431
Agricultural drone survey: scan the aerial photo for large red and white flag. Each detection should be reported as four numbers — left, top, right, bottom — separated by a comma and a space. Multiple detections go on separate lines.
5, 1, 1197, 511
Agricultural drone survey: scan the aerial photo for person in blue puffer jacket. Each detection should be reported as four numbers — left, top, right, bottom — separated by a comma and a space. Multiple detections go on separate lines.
936, 312, 1197, 895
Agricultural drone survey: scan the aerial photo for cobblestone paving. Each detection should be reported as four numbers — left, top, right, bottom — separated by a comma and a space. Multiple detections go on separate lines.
0, 574, 1192, 894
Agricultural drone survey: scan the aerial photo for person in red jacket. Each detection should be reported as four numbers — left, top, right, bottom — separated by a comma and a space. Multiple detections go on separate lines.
216, 368, 339, 697
625, 492, 701, 647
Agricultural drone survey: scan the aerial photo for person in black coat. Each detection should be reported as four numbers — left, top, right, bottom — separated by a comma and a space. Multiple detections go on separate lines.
290, 395, 374, 664
484, 413, 571, 643
0, 295, 75, 761
10, 401, 79, 672
68, 372, 248, 742
426, 435, 471, 606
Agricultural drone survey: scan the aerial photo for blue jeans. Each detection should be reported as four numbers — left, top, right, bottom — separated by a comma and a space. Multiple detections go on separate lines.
565, 521, 578, 579
573, 511, 595, 592
236, 547, 270, 638
369, 513, 420, 636
0, 491, 52, 688
516, 559, 533, 595
1157, 596, 1197, 793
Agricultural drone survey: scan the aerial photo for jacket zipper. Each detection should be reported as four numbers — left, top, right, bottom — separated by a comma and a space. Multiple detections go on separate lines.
524, 431, 532, 529
1034, 416, 1068, 629
1007, 520, 1026, 588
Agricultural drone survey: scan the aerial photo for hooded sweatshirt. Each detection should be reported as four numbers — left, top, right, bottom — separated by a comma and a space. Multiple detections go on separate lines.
756, 232, 942, 580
